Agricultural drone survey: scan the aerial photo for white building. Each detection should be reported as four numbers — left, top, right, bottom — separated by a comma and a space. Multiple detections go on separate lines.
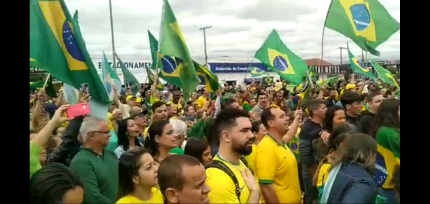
93, 60, 345, 85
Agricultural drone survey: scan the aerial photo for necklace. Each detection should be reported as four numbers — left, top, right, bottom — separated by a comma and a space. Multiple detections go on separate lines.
216, 154, 240, 166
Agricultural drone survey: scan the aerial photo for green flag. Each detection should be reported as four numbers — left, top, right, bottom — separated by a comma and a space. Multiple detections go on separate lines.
324, 0, 400, 56
149, 31, 217, 93
316, 75, 341, 87
116, 53, 140, 95
30, 75, 57, 98
394, 89, 400, 98
30, 0, 109, 103
194, 61, 219, 93
158, 0, 200, 102
148, 70, 164, 91
347, 44, 378, 81
262, 76, 274, 87
254, 29, 308, 85
148, 31, 159, 71
250, 67, 267, 78
309, 67, 318, 82
368, 59, 399, 87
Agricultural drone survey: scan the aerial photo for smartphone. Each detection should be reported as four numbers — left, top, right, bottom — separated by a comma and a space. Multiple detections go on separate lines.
66, 102, 90, 118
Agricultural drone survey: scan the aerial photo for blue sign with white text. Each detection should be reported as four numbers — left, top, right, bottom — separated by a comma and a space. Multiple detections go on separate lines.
209, 63, 270, 73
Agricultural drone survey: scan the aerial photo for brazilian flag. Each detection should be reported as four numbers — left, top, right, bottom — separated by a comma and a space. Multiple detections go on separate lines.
30, 0, 109, 103
262, 76, 274, 87
288, 136, 300, 161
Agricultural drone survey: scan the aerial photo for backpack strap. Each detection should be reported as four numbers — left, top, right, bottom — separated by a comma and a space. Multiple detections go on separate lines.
240, 156, 248, 167
205, 160, 241, 203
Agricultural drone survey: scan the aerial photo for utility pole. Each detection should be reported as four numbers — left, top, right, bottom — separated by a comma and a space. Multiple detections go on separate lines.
108, 0, 117, 71
199, 25, 212, 67
337, 47, 347, 64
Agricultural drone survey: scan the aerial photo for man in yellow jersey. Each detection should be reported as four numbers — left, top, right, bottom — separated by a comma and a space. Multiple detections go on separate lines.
255, 107, 302, 203
206, 108, 260, 203
171, 89, 183, 110
197, 88, 209, 109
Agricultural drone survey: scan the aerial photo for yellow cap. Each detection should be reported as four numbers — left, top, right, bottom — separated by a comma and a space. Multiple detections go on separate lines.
126, 95, 134, 101
345, 84, 356, 90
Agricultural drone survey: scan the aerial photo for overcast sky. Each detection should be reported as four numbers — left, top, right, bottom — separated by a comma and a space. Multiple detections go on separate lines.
66, 0, 400, 64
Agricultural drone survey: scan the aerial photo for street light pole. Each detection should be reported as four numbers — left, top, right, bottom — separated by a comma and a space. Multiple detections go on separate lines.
337, 46, 347, 64
199, 25, 212, 67
108, 0, 117, 71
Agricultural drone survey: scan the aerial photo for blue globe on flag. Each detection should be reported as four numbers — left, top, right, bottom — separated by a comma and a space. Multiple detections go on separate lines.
373, 152, 388, 186
62, 22, 84, 61
255, 68, 264, 73
272, 56, 288, 72
161, 56, 176, 73
350, 4, 371, 31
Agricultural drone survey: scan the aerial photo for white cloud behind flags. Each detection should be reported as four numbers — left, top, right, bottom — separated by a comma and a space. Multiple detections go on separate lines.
66, 0, 400, 64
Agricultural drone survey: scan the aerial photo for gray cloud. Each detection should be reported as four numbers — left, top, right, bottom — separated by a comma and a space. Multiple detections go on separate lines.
66, 0, 400, 64
237, 0, 318, 22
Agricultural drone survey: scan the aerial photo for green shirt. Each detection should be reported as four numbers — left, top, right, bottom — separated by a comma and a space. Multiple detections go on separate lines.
30, 141, 43, 178
169, 147, 184, 155
70, 148, 119, 203
242, 103, 252, 112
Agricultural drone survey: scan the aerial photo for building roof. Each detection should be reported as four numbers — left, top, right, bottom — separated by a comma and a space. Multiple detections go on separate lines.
304, 58, 333, 66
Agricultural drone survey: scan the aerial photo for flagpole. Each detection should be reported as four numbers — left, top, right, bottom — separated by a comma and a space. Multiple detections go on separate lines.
244, 58, 255, 82
320, 0, 333, 66
108, 0, 117, 72
43, 73, 51, 88
306, 71, 315, 89
156, 0, 166, 74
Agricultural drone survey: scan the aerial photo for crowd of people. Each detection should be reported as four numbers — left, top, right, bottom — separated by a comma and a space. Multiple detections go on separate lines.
29, 77, 400, 204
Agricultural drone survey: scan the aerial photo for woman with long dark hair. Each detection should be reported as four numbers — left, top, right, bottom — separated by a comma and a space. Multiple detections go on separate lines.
144, 120, 177, 165
313, 106, 347, 163
322, 106, 347, 133
114, 118, 143, 158
323, 133, 378, 203
314, 124, 352, 202
30, 163, 84, 204
117, 148, 163, 203
371, 99, 400, 204
184, 138, 212, 165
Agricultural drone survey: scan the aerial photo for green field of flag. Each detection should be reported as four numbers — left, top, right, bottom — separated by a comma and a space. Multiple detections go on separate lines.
116, 53, 141, 95
369, 59, 399, 87
254, 29, 308, 85
347, 44, 377, 81
250, 67, 267, 78
157, 0, 199, 102
30, 0, 109, 103
324, 0, 400, 56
